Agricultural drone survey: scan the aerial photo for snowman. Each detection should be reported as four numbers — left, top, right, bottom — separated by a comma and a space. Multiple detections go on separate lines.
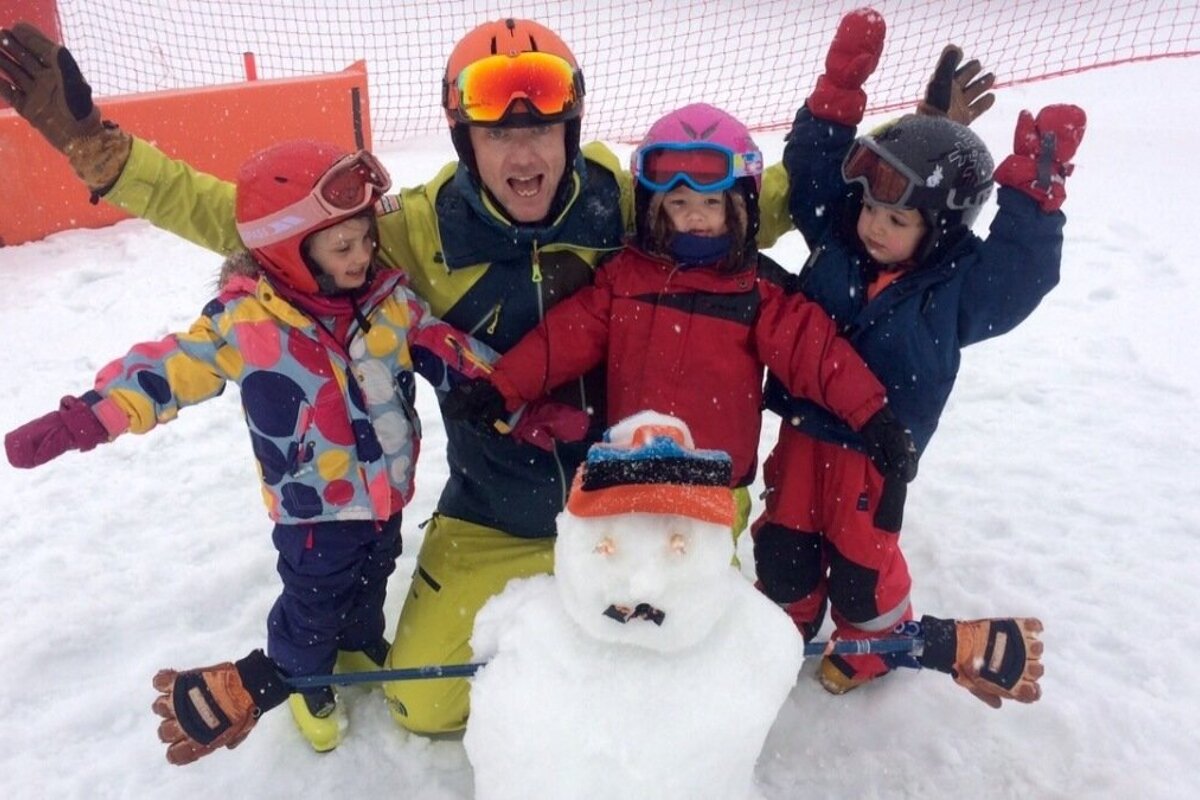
464, 411, 804, 800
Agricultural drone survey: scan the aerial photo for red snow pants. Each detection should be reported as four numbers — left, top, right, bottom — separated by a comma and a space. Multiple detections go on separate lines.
751, 425, 912, 679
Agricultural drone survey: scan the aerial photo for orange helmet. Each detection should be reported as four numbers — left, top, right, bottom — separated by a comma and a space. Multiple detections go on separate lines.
442, 18, 585, 180
443, 18, 583, 126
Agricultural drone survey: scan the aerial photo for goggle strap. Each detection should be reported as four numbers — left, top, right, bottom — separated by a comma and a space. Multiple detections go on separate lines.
237, 194, 340, 249
237, 152, 388, 248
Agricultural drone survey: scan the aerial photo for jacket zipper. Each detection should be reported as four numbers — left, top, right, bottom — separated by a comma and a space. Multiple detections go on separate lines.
531, 239, 543, 283
529, 238, 571, 505
468, 304, 503, 337
289, 403, 316, 476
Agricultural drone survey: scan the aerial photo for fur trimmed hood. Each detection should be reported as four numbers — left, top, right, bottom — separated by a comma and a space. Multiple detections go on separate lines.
217, 250, 262, 290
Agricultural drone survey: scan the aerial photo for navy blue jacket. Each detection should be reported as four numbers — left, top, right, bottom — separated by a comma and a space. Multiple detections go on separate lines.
764, 107, 1065, 455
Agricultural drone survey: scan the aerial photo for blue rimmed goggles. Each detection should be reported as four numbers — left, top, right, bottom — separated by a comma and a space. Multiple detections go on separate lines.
635, 142, 762, 193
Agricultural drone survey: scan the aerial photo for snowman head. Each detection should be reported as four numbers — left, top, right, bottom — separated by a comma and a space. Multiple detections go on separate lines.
554, 411, 739, 652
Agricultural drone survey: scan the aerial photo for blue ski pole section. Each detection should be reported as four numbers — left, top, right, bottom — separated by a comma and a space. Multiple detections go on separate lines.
284, 635, 925, 689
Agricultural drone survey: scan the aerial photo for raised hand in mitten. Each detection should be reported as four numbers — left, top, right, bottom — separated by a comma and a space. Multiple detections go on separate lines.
917, 44, 996, 125
0, 23, 131, 189
5, 394, 111, 468
151, 650, 291, 766
442, 378, 510, 436
917, 615, 1045, 708
994, 104, 1087, 212
807, 8, 887, 126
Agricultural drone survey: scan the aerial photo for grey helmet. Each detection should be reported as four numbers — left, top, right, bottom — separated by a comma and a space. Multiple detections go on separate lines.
842, 113, 994, 263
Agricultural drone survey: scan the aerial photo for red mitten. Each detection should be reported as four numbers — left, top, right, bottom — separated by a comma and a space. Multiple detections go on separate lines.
5, 394, 110, 468
510, 400, 591, 452
807, 8, 887, 126
994, 104, 1087, 212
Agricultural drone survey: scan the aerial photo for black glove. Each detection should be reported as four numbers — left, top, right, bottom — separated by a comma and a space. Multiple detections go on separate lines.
860, 406, 918, 482
442, 379, 508, 435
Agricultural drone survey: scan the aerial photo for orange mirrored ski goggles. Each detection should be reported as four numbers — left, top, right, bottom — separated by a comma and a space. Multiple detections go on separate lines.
447, 51, 584, 125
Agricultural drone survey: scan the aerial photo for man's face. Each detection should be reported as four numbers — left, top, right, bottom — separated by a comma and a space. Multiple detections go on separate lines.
469, 123, 567, 223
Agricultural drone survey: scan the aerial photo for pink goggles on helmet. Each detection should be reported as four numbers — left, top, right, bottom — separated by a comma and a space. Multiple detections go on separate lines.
236, 150, 392, 248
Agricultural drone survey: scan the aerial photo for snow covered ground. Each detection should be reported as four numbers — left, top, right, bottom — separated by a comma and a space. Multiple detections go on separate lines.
1, 55, 1197, 799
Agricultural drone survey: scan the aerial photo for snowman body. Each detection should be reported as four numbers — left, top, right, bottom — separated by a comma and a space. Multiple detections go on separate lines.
465, 507, 804, 800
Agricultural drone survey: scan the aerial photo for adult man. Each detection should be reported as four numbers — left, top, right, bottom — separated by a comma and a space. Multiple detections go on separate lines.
0, 17, 796, 745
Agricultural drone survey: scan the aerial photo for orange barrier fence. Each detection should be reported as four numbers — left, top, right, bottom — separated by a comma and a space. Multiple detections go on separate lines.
0, 60, 370, 247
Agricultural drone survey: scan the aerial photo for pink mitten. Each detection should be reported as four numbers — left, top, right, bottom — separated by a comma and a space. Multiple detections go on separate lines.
5, 394, 110, 468
510, 401, 591, 452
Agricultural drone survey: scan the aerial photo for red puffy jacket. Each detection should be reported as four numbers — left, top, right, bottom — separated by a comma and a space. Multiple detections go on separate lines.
491, 245, 887, 486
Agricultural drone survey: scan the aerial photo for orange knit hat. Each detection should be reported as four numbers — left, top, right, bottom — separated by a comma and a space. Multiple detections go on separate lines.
565, 413, 735, 527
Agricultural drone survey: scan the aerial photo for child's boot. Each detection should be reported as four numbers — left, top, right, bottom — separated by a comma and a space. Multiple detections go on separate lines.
287, 687, 344, 752
818, 653, 891, 695
334, 638, 390, 688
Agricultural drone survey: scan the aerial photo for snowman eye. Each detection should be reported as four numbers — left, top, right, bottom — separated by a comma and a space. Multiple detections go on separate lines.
669, 532, 687, 555
594, 536, 616, 556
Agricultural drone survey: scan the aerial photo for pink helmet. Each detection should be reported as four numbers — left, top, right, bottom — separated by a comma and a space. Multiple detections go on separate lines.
234, 140, 391, 295
630, 103, 763, 193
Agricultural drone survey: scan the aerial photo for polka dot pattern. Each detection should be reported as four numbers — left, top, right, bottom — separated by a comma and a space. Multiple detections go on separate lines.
94, 274, 494, 525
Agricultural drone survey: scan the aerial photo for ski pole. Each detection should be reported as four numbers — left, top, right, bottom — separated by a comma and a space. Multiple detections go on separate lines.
284, 635, 925, 689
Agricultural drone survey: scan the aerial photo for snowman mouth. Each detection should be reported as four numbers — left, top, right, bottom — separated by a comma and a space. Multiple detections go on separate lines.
603, 603, 666, 626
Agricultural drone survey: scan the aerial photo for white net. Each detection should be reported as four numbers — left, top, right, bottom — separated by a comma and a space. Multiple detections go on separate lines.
55, 0, 1200, 144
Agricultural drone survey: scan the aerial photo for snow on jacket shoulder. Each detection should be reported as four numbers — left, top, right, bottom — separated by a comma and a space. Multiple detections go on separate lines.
93, 271, 496, 525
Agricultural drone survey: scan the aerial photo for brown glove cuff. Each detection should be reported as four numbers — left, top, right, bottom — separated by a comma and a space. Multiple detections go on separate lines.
66, 120, 132, 193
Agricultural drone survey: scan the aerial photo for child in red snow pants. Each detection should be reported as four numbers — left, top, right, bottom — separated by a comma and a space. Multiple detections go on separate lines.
752, 425, 912, 681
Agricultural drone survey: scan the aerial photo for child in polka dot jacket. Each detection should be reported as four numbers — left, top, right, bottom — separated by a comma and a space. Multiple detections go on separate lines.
4, 140, 587, 753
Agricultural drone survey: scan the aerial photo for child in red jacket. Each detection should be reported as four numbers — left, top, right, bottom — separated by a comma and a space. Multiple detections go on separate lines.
444, 102, 917, 538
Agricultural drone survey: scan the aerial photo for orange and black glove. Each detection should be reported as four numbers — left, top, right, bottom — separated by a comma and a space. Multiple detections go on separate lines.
151, 649, 291, 765
918, 615, 1045, 708
806, 8, 886, 126
442, 378, 510, 436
